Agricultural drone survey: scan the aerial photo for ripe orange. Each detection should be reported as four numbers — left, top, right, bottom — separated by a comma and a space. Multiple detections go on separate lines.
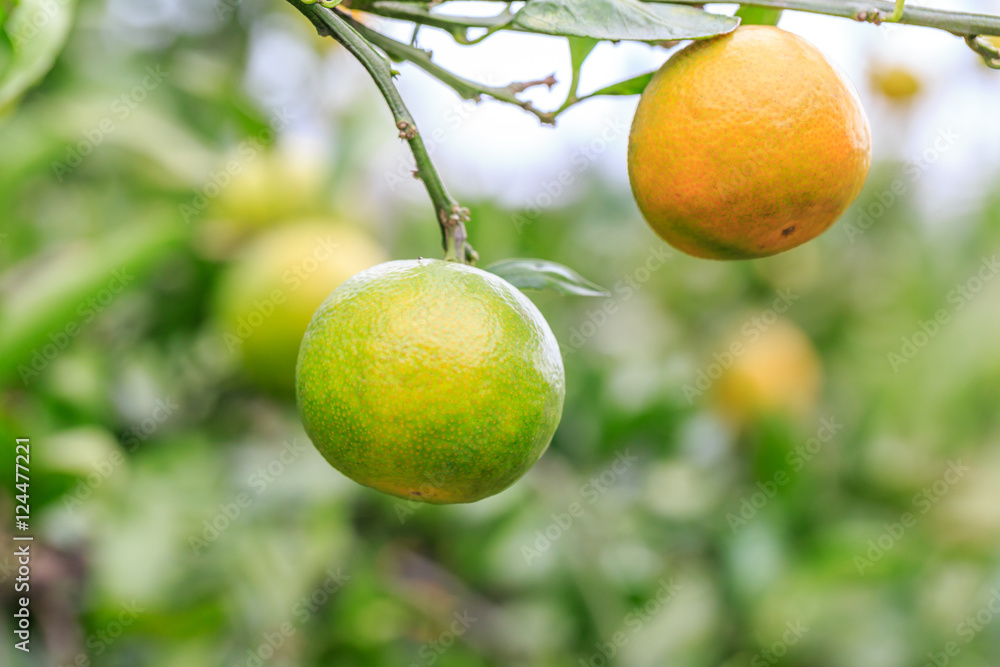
214, 221, 386, 393
296, 259, 565, 504
628, 25, 871, 260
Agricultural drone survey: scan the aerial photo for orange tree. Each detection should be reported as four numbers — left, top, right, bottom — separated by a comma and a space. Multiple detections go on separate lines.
285, 0, 1000, 274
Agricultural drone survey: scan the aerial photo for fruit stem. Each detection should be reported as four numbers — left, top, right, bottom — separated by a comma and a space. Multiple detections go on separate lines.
886, 0, 905, 23
287, 0, 478, 264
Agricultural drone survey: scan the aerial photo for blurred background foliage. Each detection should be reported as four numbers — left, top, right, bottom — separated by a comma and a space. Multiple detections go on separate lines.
2, 1, 1000, 666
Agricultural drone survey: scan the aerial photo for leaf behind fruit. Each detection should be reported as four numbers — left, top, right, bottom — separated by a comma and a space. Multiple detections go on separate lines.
485, 258, 610, 297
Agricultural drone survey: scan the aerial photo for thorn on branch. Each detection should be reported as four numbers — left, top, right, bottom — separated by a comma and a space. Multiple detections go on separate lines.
397, 120, 418, 140
854, 9, 885, 25
507, 74, 558, 94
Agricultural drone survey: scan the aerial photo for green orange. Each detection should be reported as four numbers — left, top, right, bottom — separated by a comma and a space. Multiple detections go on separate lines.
296, 259, 565, 504
214, 221, 386, 393
628, 25, 871, 259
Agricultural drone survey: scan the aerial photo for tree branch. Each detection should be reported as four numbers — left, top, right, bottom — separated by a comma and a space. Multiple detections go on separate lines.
287, 0, 477, 263
339, 10, 557, 124
652, 0, 1000, 35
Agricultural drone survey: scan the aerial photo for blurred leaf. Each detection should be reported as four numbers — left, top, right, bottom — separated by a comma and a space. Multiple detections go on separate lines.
485, 258, 610, 297
512, 0, 738, 41
588, 71, 654, 97
734, 5, 783, 25
0, 0, 75, 114
0, 219, 187, 386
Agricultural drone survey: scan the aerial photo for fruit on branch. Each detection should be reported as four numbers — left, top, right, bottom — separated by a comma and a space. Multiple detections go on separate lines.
295, 259, 565, 504
628, 25, 871, 260
214, 221, 386, 393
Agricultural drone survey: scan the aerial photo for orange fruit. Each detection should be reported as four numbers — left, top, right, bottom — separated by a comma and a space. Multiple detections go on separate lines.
714, 318, 822, 423
214, 221, 386, 393
628, 25, 871, 260
296, 259, 565, 504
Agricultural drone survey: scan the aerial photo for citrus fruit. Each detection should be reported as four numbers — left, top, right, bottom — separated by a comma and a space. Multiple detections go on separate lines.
295, 259, 565, 504
209, 146, 324, 231
214, 221, 386, 393
628, 25, 872, 260
869, 65, 922, 102
714, 318, 822, 423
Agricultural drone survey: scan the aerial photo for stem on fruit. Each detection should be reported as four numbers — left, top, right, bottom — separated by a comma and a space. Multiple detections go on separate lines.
287, 0, 477, 264
886, 0, 905, 23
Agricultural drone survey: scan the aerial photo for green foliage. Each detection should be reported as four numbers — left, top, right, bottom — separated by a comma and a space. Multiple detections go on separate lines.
485, 259, 609, 297
511, 0, 738, 41
1, 2, 1000, 667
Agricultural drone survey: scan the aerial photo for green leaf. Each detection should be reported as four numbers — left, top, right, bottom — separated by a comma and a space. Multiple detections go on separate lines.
588, 71, 654, 97
734, 5, 783, 25
568, 36, 598, 70
0, 0, 75, 113
485, 259, 610, 297
512, 0, 738, 42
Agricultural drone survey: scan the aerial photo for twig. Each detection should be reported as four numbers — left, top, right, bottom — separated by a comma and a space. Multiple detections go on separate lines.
340, 11, 558, 124
288, 0, 477, 263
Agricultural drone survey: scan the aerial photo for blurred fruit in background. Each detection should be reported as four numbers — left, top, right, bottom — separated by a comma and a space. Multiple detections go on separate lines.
869, 64, 923, 104
714, 318, 822, 424
201, 144, 328, 251
212, 221, 386, 394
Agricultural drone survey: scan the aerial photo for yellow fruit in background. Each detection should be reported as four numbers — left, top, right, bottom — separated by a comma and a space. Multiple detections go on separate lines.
714, 319, 822, 422
628, 25, 872, 260
209, 146, 325, 232
869, 65, 922, 102
296, 259, 565, 504
214, 222, 386, 393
